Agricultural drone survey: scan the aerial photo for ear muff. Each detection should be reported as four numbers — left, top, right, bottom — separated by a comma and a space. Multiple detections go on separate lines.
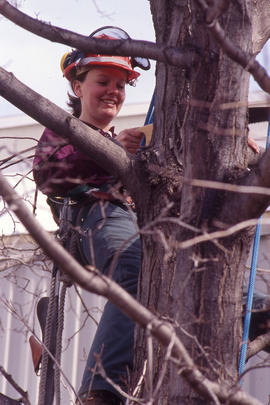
60, 52, 70, 73
60, 50, 85, 73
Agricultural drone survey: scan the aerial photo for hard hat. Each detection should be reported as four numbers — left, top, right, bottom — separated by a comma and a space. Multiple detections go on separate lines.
61, 26, 150, 82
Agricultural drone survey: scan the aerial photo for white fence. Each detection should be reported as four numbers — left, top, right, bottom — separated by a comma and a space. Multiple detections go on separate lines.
0, 234, 106, 404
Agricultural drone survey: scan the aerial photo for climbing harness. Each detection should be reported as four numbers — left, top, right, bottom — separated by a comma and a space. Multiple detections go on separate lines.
238, 116, 270, 376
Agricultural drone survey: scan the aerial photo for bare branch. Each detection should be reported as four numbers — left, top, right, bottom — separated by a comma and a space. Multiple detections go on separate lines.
0, 66, 135, 190
0, 365, 31, 405
0, 166, 265, 405
179, 217, 261, 249
0, 0, 197, 68
183, 150, 270, 225
0, 296, 83, 405
219, 147, 270, 224
0, 146, 36, 168
246, 332, 270, 360
185, 178, 270, 198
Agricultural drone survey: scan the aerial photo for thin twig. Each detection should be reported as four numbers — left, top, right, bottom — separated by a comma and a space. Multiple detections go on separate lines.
0, 0, 197, 68
0, 365, 31, 405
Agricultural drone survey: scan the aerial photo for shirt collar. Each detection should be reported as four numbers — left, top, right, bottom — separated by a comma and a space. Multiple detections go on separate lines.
83, 122, 116, 138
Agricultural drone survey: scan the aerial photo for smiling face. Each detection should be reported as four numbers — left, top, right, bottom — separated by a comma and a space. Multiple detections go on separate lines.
72, 66, 127, 130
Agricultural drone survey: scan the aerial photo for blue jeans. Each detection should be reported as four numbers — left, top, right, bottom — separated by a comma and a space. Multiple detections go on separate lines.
75, 202, 141, 401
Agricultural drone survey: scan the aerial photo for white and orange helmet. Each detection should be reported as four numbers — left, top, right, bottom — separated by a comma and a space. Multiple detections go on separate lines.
60, 26, 150, 82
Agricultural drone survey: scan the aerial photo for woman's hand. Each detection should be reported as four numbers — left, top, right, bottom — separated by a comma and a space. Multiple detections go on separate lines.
248, 136, 260, 154
116, 128, 144, 154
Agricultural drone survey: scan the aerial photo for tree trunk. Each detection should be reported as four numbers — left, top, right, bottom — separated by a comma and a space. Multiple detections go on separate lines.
133, 1, 255, 403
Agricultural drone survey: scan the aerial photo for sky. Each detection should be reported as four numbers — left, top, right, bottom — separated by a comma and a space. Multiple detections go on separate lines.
0, 0, 156, 117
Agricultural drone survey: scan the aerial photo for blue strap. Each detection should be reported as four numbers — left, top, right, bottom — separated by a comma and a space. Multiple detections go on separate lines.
239, 116, 270, 376
144, 90, 155, 125
239, 219, 262, 376
140, 90, 156, 148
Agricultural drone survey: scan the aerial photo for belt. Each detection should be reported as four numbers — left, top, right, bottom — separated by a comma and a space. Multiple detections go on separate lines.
48, 189, 130, 211
68, 184, 118, 203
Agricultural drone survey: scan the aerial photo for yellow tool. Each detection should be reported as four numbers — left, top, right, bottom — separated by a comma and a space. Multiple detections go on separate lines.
138, 124, 153, 146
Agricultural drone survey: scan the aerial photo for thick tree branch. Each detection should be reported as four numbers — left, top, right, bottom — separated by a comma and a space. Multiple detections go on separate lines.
195, 0, 270, 94
0, 0, 197, 68
219, 147, 270, 224
246, 332, 270, 360
0, 66, 137, 191
0, 172, 265, 405
247, 147, 264, 168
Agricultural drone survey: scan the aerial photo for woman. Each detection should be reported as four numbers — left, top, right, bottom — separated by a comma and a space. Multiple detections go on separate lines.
33, 26, 150, 405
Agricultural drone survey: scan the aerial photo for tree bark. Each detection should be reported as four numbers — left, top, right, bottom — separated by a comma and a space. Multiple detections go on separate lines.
250, 0, 270, 53
133, 1, 262, 403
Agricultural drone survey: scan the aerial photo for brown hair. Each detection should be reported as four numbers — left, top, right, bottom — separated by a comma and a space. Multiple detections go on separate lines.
67, 71, 88, 118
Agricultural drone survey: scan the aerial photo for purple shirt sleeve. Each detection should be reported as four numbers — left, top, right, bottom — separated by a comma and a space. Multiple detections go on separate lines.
33, 128, 113, 195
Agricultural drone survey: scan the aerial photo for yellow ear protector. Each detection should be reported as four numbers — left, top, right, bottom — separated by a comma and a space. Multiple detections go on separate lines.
60, 52, 70, 74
